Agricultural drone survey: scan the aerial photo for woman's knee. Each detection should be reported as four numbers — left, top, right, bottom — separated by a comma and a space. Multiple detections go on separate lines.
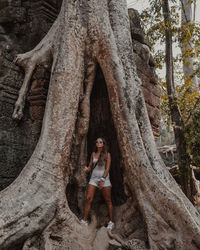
86, 195, 93, 204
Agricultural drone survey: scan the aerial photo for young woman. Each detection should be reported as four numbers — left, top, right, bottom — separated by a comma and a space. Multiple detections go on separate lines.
81, 138, 114, 230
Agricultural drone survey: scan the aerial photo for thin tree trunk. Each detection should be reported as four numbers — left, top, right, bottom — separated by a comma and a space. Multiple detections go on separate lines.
193, 0, 196, 22
1, 1, 200, 249
180, 0, 198, 89
162, 0, 194, 201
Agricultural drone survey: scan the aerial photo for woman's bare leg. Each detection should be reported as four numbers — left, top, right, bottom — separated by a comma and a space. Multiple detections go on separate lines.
83, 184, 97, 221
102, 187, 113, 221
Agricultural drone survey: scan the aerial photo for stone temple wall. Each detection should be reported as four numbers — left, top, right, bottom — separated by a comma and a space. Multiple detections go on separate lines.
0, 1, 160, 190
128, 9, 160, 138
0, 0, 62, 190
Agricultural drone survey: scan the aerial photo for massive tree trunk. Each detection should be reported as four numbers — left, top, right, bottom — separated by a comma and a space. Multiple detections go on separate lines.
1, 0, 200, 249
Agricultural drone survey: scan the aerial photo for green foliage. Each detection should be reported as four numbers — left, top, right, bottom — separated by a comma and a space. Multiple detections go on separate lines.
140, 0, 200, 68
176, 78, 199, 121
185, 108, 200, 167
140, 0, 200, 166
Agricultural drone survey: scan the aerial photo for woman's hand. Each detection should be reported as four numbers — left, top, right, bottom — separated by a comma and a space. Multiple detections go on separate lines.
99, 180, 104, 190
83, 166, 90, 173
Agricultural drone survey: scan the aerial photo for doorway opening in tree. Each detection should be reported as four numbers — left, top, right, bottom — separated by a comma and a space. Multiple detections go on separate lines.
87, 64, 127, 206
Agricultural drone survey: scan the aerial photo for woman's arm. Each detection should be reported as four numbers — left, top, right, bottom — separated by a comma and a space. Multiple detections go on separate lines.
99, 153, 111, 190
83, 153, 93, 173
102, 153, 111, 178
87, 153, 94, 172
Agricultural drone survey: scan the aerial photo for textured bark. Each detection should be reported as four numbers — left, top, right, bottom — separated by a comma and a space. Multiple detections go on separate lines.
1, 1, 200, 250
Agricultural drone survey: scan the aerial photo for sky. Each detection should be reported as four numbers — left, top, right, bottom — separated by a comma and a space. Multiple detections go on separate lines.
127, 0, 149, 11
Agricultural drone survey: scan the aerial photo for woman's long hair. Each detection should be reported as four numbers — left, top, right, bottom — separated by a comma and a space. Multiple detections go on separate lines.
94, 137, 108, 166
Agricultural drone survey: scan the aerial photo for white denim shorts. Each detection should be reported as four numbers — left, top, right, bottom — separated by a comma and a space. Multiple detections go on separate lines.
89, 177, 112, 188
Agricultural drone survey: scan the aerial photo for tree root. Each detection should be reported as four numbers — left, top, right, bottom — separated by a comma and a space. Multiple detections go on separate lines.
12, 1, 63, 120
22, 203, 98, 250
